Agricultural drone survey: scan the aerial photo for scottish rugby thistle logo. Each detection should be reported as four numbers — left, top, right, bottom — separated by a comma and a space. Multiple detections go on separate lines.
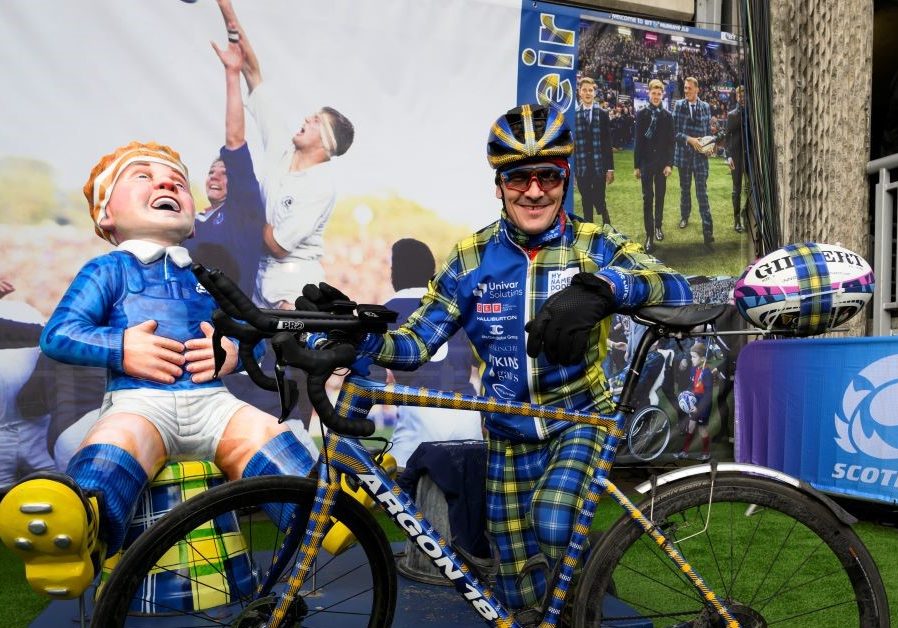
834, 355, 898, 460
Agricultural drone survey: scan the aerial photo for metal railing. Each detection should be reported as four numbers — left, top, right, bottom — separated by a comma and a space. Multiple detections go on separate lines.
867, 152, 898, 336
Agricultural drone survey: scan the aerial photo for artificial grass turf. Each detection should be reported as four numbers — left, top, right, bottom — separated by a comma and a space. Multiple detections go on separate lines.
3, 490, 894, 627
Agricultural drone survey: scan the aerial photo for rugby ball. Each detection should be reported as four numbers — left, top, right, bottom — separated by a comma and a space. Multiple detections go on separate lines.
697, 136, 717, 156
678, 391, 698, 414
732, 242, 874, 335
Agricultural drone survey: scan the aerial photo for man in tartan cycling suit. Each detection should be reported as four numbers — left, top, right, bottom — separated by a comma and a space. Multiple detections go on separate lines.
309, 104, 691, 620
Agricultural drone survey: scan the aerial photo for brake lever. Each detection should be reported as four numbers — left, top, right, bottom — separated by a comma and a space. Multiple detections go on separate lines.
211, 327, 227, 379
273, 359, 299, 422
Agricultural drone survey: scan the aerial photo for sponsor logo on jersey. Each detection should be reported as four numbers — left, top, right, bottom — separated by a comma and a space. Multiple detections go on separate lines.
476, 303, 503, 313
473, 280, 523, 299
491, 383, 517, 399
548, 268, 579, 296
476, 315, 518, 323
492, 344, 517, 353
488, 354, 519, 369
487, 367, 519, 383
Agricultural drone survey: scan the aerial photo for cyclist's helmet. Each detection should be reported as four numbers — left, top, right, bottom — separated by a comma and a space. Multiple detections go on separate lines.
487, 104, 574, 171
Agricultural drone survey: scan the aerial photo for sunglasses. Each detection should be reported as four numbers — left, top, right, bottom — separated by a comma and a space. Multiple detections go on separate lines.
499, 166, 567, 192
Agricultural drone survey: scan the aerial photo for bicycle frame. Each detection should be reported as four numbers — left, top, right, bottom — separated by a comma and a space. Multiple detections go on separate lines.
261, 324, 741, 628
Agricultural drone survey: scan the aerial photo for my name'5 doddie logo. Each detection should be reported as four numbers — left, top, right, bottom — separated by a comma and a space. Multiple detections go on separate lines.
832, 354, 898, 491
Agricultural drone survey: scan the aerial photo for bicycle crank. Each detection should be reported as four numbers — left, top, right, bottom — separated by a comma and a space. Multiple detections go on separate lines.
232, 593, 309, 627
693, 601, 767, 627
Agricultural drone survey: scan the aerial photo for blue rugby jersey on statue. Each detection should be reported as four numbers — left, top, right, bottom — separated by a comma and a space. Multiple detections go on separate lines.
358, 212, 692, 442
40, 240, 261, 392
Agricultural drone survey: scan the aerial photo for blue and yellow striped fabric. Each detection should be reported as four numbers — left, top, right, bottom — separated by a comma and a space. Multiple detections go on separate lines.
783, 242, 832, 336
99, 461, 255, 614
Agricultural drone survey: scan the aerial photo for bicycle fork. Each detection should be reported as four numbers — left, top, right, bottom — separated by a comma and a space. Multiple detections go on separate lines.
266, 467, 342, 627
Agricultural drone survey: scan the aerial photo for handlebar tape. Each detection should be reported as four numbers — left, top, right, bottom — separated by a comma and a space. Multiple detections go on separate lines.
271, 333, 375, 437
194, 264, 279, 332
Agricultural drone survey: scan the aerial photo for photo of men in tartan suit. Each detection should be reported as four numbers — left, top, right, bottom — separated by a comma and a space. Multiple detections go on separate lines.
574, 77, 615, 225
672, 76, 715, 250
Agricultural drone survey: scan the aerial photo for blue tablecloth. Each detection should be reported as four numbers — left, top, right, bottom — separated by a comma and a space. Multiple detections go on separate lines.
735, 336, 898, 504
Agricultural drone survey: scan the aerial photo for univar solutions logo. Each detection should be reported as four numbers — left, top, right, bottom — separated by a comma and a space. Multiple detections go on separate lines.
834, 354, 898, 460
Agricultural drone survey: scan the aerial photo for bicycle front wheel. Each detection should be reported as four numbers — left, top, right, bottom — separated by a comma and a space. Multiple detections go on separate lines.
91, 475, 397, 627
573, 473, 889, 627
627, 405, 671, 462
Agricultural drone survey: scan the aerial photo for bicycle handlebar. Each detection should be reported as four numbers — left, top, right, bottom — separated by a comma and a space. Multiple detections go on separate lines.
192, 264, 397, 437
194, 263, 736, 436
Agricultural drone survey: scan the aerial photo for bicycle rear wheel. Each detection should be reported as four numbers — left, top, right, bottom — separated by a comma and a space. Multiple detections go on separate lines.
573, 473, 888, 627
626, 405, 671, 462
91, 475, 396, 627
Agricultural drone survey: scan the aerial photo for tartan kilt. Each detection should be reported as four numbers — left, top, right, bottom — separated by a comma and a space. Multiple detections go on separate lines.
98, 460, 256, 614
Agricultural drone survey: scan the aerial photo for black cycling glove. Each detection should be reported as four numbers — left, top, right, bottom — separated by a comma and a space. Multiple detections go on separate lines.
295, 282, 354, 313
525, 272, 616, 365
297, 282, 373, 348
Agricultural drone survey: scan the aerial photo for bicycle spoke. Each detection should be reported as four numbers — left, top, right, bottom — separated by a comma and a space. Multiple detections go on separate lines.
92, 477, 394, 627
767, 598, 864, 625
754, 562, 856, 614
303, 585, 377, 620
616, 548, 703, 607
112, 586, 234, 626
727, 501, 766, 592
745, 513, 798, 607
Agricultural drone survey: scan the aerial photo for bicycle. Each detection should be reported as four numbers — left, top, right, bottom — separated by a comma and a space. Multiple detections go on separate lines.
90, 265, 890, 627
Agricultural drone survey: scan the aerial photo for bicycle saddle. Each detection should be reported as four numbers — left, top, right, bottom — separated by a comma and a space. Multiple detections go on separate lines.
631, 303, 729, 331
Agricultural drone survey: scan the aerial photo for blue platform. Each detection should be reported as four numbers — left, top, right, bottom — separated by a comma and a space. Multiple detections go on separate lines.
32, 542, 650, 627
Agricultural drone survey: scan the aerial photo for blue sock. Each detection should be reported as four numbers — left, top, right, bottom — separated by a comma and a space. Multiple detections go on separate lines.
242, 432, 315, 530
66, 444, 148, 555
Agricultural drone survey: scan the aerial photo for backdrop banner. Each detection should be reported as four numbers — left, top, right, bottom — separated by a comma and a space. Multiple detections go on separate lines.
736, 337, 898, 504
519, 2, 747, 278
0, 0, 746, 490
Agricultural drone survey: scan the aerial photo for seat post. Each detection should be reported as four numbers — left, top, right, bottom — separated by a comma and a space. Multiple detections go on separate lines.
616, 325, 662, 414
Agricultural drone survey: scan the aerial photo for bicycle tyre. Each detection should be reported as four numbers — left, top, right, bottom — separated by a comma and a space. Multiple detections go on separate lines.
626, 405, 671, 462
91, 475, 397, 627
573, 473, 889, 627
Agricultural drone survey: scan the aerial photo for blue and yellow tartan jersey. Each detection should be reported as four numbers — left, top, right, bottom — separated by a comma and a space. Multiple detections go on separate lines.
359, 211, 692, 442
